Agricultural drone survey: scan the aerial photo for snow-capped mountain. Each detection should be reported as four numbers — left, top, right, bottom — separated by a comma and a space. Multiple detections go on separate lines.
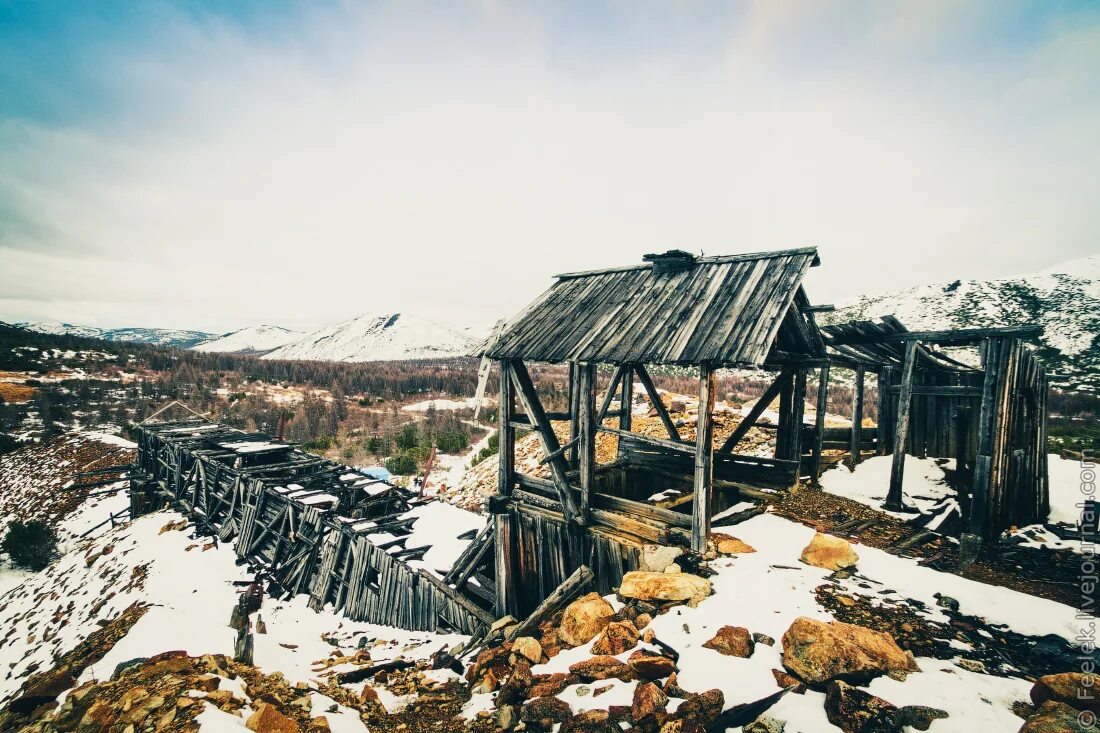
262, 312, 479, 363
825, 253, 1100, 391
191, 325, 302, 354
15, 322, 216, 349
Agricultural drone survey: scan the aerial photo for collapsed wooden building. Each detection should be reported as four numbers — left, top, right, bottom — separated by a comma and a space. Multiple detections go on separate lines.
128, 419, 494, 634
482, 248, 1050, 618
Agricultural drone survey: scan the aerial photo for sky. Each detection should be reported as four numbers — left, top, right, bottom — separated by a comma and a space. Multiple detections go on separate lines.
1, 1, 1098, 335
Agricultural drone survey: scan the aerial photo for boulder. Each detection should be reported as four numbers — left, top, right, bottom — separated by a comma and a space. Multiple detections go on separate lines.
702, 626, 754, 658
1019, 700, 1092, 733
245, 703, 300, 733
562, 709, 618, 733
799, 533, 859, 571
591, 621, 640, 656
771, 669, 805, 694
661, 720, 706, 733
675, 689, 725, 727
1031, 673, 1100, 714
641, 545, 684, 572
898, 705, 949, 731
569, 656, 635, 682
632, 681, 669, 721
781, 617, 919, 686
528, 673, 576, 698
634, 613, 654, 630
823, 681, 901, 733
497, 660, 532, 707
560, 593, 616, 646
512, 636, 543, 664
618, 571, 712, 607
712, 533, 756, 555
744, 716, 786, 733
628, 650, 678, 680
521, 696, 573, 725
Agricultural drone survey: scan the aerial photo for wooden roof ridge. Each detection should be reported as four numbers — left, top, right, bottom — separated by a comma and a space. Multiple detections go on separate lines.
554, 246, 820, 280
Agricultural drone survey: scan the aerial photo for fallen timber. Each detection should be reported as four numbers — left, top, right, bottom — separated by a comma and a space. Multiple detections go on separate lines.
128, 419, 492, 635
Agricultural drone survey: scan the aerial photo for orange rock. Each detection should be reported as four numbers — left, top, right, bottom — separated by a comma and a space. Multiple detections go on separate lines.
246, 702, 300, 733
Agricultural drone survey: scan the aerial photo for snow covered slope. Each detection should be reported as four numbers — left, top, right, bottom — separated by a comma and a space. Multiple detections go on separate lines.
826, 254, 1100, 391
262, 312, 478, 363
16, 321, 216, 349
191, 324, 302, 354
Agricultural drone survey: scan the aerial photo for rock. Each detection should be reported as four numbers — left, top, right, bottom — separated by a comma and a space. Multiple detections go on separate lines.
512, 636, 543, 664
466, 643, 512, 685
591, 621, 640, 655
753, 633, 776, 647
10, 671, 77, 714
634, 613, 653, 630
663, 563, 682, 574
771, 669, 805, 693
628, 650, 677, 680
702, 626, 754, 658
528, 673, 574, 698
521, 696, 573, 725
111, 658, 150, 680
799, 533, 859, 571
660, 719, 706, 733
744, 716, 786, 733
898, 705, 949, 731
712, 533, 756, 555
1019, 700, 1092, 733
490, 615, 518, 635
618, 571, 712, 607
563, 709, 617, 733
824, 681, 901, 733
664, 671, 689, 698
632, 681, 669, 721
80, 700, 116, 730
934, 594, 960, 612
560, 593, 616, 646
957, 658, 986, 674
569, 656, 635, 682
307, 717, 331, 733
1031, 673, 1100, 714
641, 545, 684, 572
781, 617, 920, 686
246, 703, 300, 733
497, 660, 532, 706
675, 689, 724, 727
497, 704, 518, 730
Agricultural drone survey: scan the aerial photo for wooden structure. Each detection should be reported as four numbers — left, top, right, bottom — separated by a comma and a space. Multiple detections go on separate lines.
129, 419, 493, 634
482, 248, 829, 617
822, 317, 1048, 539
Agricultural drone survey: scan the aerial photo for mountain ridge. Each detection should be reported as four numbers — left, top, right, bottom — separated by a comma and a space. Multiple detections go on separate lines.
261, 312, 478, 362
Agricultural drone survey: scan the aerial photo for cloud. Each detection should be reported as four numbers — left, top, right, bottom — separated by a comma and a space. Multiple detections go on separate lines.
0, 1, 1097, 332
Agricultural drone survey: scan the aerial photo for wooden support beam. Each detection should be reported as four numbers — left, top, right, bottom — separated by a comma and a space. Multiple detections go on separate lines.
812, 364, 829, 479
494, 359, 516, 618
595, 365, 627, 424
968, 338, 1001, 539
692, 364, 716, 552
719, 370, 791, 453
568, 362, 581, 470
775, 368, 806, 465
876, 367, 892, 456
597, 426, 690, 454
885, 385, 983, 396
826, 324, 1042, 346
635, 363, 681, 442
508, 359, 581, 524
505, 565, 593, 642
850, 364, 865, 465
578, 363, 596, 523
617, 365, 634, 460
885, 340, 918, 511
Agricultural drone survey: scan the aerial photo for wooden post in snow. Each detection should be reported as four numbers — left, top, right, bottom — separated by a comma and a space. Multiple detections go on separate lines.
885, 341, 918, 511
850, 364, 865, 465
812, 364, 830, 479
691, 364, 716, 552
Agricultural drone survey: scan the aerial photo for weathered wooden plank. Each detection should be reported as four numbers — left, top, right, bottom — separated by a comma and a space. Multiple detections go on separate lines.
885, 340, 919, 511
692, 364, 716, 552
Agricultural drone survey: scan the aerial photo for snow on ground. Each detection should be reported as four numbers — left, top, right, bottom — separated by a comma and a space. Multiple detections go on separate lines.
819, 454, 956, 519
1048, 453, 1095, 525
530, 511, 1077, 732
402, 397, 479, 412
0, 507, 470, 705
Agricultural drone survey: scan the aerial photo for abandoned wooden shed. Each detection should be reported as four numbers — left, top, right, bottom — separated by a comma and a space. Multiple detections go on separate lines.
481, 248, 830, 618
820, 317, 1049, 541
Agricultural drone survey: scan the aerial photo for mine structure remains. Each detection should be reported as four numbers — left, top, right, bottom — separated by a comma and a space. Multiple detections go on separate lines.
480, 248, 1049, 619
121, 247, 1049, 637
128, 419, 495, 635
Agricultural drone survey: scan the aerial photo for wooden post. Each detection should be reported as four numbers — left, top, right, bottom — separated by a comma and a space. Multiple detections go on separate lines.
720, 370, 791, 453
617, 365, 634, 459
777, 368, 807, 466
567, 362, 580, 470
635, 363, 680, 442
578, 363, 596, 524
969, 338, 1001, 539
876, 367, 891, 456
885, 341, 918, 511
812, 364, 829, 480
691, 364, 716, 553
850, 364, 865, 465
494, 360, 516, 618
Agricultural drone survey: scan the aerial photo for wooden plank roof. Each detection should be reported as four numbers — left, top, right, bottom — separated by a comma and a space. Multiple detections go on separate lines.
822, 317, 980, 372
484, 247, 822, 366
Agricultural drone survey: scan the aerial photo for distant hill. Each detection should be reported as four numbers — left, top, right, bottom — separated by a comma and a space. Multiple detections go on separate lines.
825, 254, 1100, 392
191, 325, 302, 355
16, 321, 216, 349
262, 312, 479, 363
